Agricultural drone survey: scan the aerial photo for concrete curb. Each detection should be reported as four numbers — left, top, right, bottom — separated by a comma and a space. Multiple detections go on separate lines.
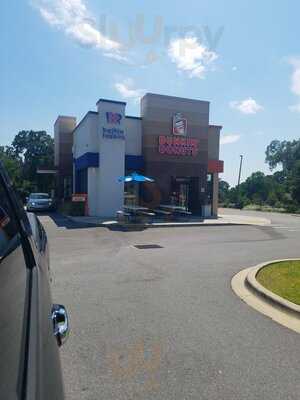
65, 215, 270, 229
231, 266, 300, 334
143, 222, 244, 228
246, 258, 300, 316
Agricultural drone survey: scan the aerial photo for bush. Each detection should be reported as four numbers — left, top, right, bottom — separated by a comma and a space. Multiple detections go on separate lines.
266, 192, 278, 207
274, 201, 283, 209
285, 204, 298, 214
69, 202, 85, 216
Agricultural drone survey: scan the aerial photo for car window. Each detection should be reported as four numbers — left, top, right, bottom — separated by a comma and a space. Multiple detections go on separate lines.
30, 194, 50, 200
0, 190, 18, 258
0, 174, 28, 398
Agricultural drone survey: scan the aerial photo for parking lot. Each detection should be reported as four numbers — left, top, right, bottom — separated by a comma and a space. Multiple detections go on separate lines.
40, 211, 300, 400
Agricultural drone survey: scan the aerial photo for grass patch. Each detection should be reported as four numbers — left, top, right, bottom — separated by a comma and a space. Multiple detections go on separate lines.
256, 260, 300, 305
243, 204, 286, 213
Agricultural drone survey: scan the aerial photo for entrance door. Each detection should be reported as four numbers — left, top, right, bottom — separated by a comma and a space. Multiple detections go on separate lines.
171, 178, 189, 210
171, 177, 199, 213
188, 177, 200, 214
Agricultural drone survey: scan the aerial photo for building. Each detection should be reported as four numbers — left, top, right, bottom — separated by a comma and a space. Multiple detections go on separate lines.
54, 93, 223, 217
54, 115, 76, 199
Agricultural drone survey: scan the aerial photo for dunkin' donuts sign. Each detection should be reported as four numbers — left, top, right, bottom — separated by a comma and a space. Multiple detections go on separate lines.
158, 112, 198, 156
173, 112, 187, 136
158, 135, 199, 157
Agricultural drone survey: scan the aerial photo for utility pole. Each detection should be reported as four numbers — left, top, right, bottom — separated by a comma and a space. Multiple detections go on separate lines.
236, 155, 243, 208
237, 155, 243, 188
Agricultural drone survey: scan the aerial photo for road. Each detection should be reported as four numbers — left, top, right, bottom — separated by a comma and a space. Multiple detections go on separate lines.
39, 210, 300, 400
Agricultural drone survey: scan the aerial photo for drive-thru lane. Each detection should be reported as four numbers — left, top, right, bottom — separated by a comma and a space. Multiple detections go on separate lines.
40, 211, 300, 400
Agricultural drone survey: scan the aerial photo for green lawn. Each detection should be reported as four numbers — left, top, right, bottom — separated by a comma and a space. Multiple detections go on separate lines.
256, 260, 300, 305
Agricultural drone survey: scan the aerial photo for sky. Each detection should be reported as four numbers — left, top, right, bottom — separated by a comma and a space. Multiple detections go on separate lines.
1, 0, 300, 186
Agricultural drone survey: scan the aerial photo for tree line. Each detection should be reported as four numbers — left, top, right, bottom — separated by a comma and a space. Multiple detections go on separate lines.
219, 138, 300, 213
0, 131, 54, 200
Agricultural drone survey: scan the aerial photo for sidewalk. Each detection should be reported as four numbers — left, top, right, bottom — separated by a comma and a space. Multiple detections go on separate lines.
67, 213, 271, 228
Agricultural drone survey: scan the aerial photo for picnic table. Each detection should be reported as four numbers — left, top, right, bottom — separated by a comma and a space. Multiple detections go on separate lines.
159, 204, 188, 212
159, 204, 192, 218
123, 205, 155, 222
123, 205, 149, 214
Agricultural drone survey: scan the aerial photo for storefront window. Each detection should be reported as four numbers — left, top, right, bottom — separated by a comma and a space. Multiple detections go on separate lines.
207, 174, 213, 203
64, 176, 72, 199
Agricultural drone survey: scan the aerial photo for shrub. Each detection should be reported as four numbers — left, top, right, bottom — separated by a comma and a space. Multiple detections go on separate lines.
69, 202, 85, 216
274, 201, 283, 209
285, 204, 298, 214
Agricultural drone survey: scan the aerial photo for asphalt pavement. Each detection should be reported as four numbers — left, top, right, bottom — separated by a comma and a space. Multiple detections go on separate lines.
39, 210, 300, 400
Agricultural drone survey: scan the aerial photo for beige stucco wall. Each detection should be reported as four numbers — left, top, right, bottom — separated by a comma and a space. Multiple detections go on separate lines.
54, 116, 76, 167
208, 125, 221, 160
125, 117, 142, 155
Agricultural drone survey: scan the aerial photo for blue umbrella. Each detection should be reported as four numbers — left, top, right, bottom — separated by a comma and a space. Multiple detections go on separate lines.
118, 172, 154, 183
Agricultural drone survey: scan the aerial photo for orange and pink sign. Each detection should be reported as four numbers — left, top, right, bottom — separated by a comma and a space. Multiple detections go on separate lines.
158, 135, 199, 157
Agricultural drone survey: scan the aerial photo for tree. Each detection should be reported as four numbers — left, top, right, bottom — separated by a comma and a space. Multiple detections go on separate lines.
12, 131, 54, 184
0, 131, 55, 199
290, 160, 300, 205
0, 146, 22, 186
265, 139, 300, 206
240, 171, 270, 203
219, 180, 230, 203
265, 139, 300, 172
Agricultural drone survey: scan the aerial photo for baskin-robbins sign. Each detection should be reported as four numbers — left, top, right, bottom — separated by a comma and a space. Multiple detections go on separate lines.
102, 112, 125, 140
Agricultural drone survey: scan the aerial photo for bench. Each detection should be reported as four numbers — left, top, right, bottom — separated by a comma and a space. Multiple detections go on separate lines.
153, 209, 172, 215
116, 211, 132, 223
174, 209, 192, 215
173, 209, 192, 220
137, 211, 156, 217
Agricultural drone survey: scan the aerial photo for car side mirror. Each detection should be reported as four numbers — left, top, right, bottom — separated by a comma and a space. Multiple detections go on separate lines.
51, 304, 69, 347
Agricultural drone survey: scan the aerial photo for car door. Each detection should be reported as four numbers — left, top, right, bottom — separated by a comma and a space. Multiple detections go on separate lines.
0, 168, 32, 399
0, 164, 65, 400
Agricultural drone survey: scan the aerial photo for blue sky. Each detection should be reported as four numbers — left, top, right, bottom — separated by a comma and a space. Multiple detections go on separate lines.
1, 0, 300, 185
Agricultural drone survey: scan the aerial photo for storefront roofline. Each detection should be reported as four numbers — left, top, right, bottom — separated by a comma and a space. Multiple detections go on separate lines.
142, 92, 210, 105
126, 115, 142, 120
209, 124, 223, 129
72, 111, 98, 134
54, 115, 76, 127
96, 98, 127, 106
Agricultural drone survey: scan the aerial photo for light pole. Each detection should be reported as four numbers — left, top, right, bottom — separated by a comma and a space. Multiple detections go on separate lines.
237, 155, 243, 188
236, 155, 243, 207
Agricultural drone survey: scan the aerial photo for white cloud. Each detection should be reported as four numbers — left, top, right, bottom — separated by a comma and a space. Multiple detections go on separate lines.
103, 52, 129, 62
289, 103, 300, 113
33, 0, 121, 52
291, 68, 300, 96
114, 79, 144, 103
288, 57, 300, 96
230, 98, 263, 114
168, 36, 218, 78
287, 57, 300, 112
220, 134, 241, 145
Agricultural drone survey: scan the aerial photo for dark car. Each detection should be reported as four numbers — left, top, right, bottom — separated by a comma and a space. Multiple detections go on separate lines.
0, 162, 69, 400
26, 193, 56, 212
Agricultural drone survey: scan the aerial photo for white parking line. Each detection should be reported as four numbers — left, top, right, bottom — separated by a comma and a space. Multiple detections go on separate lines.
271, 225, 300, 232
